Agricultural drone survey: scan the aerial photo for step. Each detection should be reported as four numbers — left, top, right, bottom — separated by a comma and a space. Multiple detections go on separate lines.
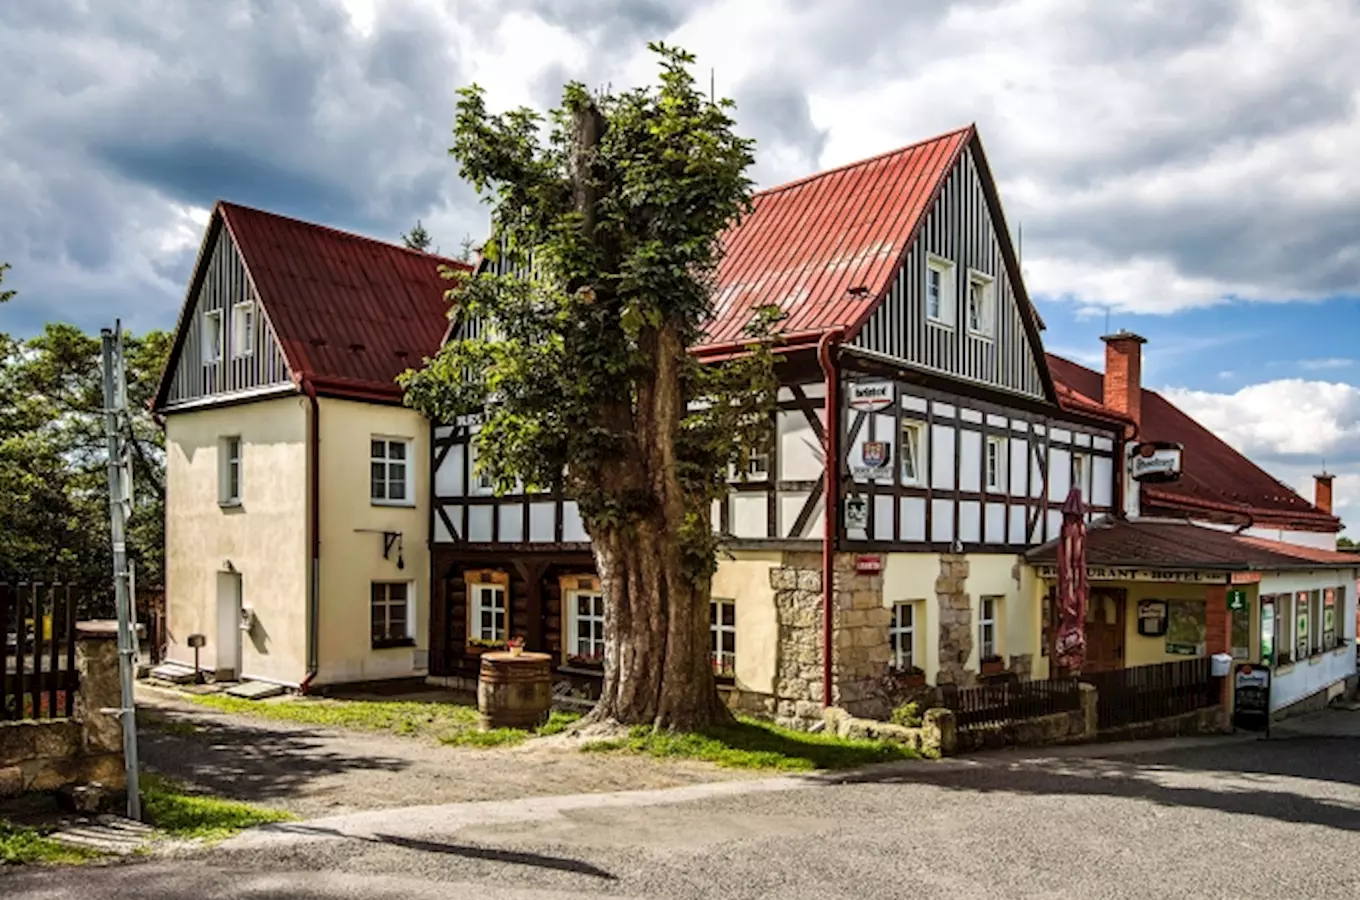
224, 680, 286, 700
148, 663, 197, 684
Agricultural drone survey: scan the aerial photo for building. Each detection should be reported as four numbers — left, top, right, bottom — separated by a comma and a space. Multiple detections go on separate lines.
153, 201, 469, 689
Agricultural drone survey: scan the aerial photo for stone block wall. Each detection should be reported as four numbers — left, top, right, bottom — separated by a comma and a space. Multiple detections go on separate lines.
935, 553, 974, 687
0, 622, 127, 800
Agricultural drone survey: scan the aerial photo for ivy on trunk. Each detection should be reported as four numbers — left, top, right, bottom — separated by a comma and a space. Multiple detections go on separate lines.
401, 44, 781, 731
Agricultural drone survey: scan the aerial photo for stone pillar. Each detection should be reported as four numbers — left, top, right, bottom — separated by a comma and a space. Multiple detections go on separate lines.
1078, 683, 1098, 739
771, 552, 826, 729
75, 621, 124, 758
935, 554, 974, 686
923, 707, 956, 757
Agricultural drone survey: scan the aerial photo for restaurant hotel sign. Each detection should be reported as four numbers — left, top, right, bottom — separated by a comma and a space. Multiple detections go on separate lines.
1033, 565, 1225, 584
1129, 440, 1184, 483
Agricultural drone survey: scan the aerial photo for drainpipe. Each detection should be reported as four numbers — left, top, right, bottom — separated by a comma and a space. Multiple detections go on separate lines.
817, 330, 844, 707
300, 377, 321, 694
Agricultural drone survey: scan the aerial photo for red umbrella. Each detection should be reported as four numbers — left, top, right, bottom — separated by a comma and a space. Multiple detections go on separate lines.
1054, 486, 1088, 674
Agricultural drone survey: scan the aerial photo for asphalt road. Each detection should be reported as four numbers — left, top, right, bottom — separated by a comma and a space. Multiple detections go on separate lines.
5, 722, 1360, 899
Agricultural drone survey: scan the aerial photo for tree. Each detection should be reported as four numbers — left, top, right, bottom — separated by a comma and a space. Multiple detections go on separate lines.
401, 44, 777, 731
1339, 535, 1356, 552
0, 263, 14, 304
403, 220, 433, 252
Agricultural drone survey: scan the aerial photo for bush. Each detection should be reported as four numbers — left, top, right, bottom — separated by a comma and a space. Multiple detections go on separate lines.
890, 701, 922, 728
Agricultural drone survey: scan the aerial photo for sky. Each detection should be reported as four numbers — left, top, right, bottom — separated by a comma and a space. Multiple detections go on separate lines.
1, 0, 1357, 534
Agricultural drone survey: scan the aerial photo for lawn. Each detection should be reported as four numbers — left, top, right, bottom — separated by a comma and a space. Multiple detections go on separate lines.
0, 820, 100, 866
182, 692, 580, 747
582, 717, 918, 771
140, 773, 295, 842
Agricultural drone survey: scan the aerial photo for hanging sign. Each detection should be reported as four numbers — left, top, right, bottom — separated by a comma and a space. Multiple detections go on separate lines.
849, 439, 894, 480
848, 381, 894, 412
844, 496, 868, 530
1232, 664, 1271, 733
1129, 441, 1184, 483
1137, 599, 1168, 637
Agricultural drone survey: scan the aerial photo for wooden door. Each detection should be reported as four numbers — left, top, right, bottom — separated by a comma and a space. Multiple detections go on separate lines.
1084, 587, 1126, 673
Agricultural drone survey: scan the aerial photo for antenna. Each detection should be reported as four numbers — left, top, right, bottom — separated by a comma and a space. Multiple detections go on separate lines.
710, 67, 715, 105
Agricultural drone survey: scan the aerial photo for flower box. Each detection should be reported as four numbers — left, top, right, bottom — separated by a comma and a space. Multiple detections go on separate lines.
980, 656, 1005, 675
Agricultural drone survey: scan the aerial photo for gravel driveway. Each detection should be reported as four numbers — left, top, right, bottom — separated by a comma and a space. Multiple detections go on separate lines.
133, 685, 756, 818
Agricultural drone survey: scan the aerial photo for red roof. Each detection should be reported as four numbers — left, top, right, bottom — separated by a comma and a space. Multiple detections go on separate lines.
703, 126, 973, 347
156, 202, 470, 408
1026, 519, 1357, 570
1046, 354, 1340, 532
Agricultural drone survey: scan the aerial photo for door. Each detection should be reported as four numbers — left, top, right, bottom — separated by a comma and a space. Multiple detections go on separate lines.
216, 571, 242, 679
1084, 587, 1126, 673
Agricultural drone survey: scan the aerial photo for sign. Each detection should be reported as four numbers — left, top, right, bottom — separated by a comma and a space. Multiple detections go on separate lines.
1227, 589, 1248, 612
1230, 571, 1262, 585
844, 496, 868, 530
1166, 641, 1201, 656
1232, 664, 1271, 733
1260, 597, 1275, 666
850, 440, 893, 481
848, 381, 893, 412
1129, 441, 1184, 483
1137, 600, 1168, 637
855, 554, 883, 575
1034, 565, 1224, 585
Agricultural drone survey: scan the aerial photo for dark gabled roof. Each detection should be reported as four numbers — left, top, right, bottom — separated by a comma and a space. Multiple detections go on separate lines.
154, 201, 471, 408
1025, 518, 1358, 571
1046, 354, 1341, 533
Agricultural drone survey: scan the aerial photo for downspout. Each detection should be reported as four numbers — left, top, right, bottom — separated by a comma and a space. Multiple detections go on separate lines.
300, 378, 321, 694
817, 330, 844, 708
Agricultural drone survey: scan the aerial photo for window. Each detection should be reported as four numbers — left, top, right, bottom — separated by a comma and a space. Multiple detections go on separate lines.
1071, 453, 1090, 498
978, 596, 999, 659
470, 582, 507, 642
985, 436, 1005, 491
1310, 589, 1324, 655
711, 598, 736, 678
890, 602, 917, 670
1295, 591, 1310, 661
232, 302, 255, 357
567, 589, 606, 664
1323, 588, 1338, 651
966, 272, 994, 336
219, 436, 241, 505
925, 256, 955, 326
744, 445, 770, 480
203, 309, 223, 364
371, 438, 412, 504
370, 582, 412, 647
901, 421, 923, 485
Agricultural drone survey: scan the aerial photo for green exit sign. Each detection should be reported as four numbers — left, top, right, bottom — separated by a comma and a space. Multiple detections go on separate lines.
1227, 589, 1248, 612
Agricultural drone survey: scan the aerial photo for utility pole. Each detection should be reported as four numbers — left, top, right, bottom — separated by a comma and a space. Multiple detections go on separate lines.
101, 323, 141, 820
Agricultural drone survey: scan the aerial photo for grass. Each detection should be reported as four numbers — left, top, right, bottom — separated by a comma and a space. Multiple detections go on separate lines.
0, 821, 101, 866
582, 716, 918, 771
137, 708, 205, 737
140, 773, 295, 842
184, 692, 580, 747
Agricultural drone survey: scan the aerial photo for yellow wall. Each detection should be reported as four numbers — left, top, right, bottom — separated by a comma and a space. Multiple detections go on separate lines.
965, 555, 1024, 669
315, 397, 430, 685
164, 395, 309, 684
711, 551, 781, 694
882, 553, 940, 681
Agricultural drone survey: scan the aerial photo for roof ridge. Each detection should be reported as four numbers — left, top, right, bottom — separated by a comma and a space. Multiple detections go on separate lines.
752, 124, 975, 200
216, 200, 470, 270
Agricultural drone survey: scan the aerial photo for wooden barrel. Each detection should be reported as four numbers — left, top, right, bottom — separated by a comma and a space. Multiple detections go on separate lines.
477, 651, 552, 730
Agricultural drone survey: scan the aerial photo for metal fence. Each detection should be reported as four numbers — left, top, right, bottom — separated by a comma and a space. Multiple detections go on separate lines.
2, 581, 81, 720
938, 676, 1084, 731
1083, 657, 1218, 731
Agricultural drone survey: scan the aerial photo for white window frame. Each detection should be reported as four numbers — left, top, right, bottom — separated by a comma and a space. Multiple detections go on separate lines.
901, 421, 924, 486
985, 436, 1006, 492
966, 270, 995, 337
469, 582, 507, 642
565, 588, 606, 664
370, 581, 414, 647
219, 435, 242, 506
711, 598, 736, 678
925, 255, 956, 327
890, 601, 918, 670
1072, 453, 1091, 499
370, 436, 414, 506
470, 437, 494, 495
979, 596, 999, 659
203, 309, 223, 365
745, 445, 770, 480
231, 301, 255, 358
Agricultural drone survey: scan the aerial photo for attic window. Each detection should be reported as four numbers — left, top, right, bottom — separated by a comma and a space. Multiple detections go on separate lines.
966, 271, 995, 338
203, 310, 223, 365
925, 255, 955, 327
232, 302, 255, 357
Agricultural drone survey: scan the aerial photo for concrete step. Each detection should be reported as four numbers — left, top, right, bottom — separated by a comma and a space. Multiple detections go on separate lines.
148, 662, 197, 684
224, 680, 286, 700
50, 814, 157, 856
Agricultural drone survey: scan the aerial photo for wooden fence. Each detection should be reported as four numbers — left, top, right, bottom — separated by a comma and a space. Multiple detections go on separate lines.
2, 581, 80, 720
938, 676, 1083, 731
1083, 657, 1219, 731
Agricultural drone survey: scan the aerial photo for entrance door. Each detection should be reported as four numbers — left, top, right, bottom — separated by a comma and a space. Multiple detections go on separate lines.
216, 571, 242, 679
1084, 587, 1126, 672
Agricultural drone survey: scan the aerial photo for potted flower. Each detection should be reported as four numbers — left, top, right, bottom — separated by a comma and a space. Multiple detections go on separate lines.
466, 636, 508, 656
980, 654, 1005, 675
566, 652, 604, 669
895, 665, 927, 688
507, 636, 525, 657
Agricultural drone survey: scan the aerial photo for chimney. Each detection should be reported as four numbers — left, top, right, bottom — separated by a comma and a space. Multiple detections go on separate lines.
1315, 473, 1334, 516
1101, 330, 1147, 428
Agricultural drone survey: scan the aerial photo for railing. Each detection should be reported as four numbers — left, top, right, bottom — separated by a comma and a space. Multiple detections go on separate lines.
938, 676, 1083, 731
1084, 657, 1218, 731
2, 581, 81, 720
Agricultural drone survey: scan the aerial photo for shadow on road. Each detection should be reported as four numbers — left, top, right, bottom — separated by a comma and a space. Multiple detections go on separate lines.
829, 734, 1360, 832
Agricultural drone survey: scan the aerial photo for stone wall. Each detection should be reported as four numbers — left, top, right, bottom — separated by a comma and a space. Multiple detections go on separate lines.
0, 622, 126, 801
935, 553, 974, 687
769, 551, 826, 728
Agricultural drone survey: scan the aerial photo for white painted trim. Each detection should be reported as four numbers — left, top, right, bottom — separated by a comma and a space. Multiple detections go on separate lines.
924, 253, 956, 328
162, 382, 299, 412
965, 269, 996, 338
369, 434, 415, 505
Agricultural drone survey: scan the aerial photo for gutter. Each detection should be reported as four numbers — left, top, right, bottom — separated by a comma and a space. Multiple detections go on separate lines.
692, 329, 833, 362
300, 377, 321, 694
816, 329, 843, 708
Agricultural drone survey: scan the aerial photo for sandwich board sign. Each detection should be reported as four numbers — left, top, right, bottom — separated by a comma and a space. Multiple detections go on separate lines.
1232, 664, 1271, 734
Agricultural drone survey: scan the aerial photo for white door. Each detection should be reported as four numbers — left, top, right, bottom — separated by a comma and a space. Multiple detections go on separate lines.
216, 571, 242, 678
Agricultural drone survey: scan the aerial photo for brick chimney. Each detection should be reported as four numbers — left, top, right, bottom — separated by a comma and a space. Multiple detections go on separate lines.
1315, 473, 1334, 515
1101, 331, 1147, 428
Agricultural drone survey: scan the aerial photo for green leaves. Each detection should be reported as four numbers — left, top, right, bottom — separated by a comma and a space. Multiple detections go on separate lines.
0, 263, 14, 304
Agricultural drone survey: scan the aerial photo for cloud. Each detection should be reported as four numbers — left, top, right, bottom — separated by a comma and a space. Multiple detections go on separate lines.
1299, 358, 1355, 371
1162, 378, 1360, 534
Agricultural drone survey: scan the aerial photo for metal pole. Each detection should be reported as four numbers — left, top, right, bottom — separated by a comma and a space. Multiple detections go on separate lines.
101, 325, 141, 820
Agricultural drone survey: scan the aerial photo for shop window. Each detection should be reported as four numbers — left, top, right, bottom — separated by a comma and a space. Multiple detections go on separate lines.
370, 582, 413, 647
890, 601, 918, 670
711, 598, 736, 678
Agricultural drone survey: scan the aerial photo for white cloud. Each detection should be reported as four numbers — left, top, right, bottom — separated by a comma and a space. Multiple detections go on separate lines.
1299, 357, 1354, 371
1162, 378, 1360, 535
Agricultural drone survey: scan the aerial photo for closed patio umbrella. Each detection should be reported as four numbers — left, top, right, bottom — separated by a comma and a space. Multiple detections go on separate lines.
1054, 486, 1088, 674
